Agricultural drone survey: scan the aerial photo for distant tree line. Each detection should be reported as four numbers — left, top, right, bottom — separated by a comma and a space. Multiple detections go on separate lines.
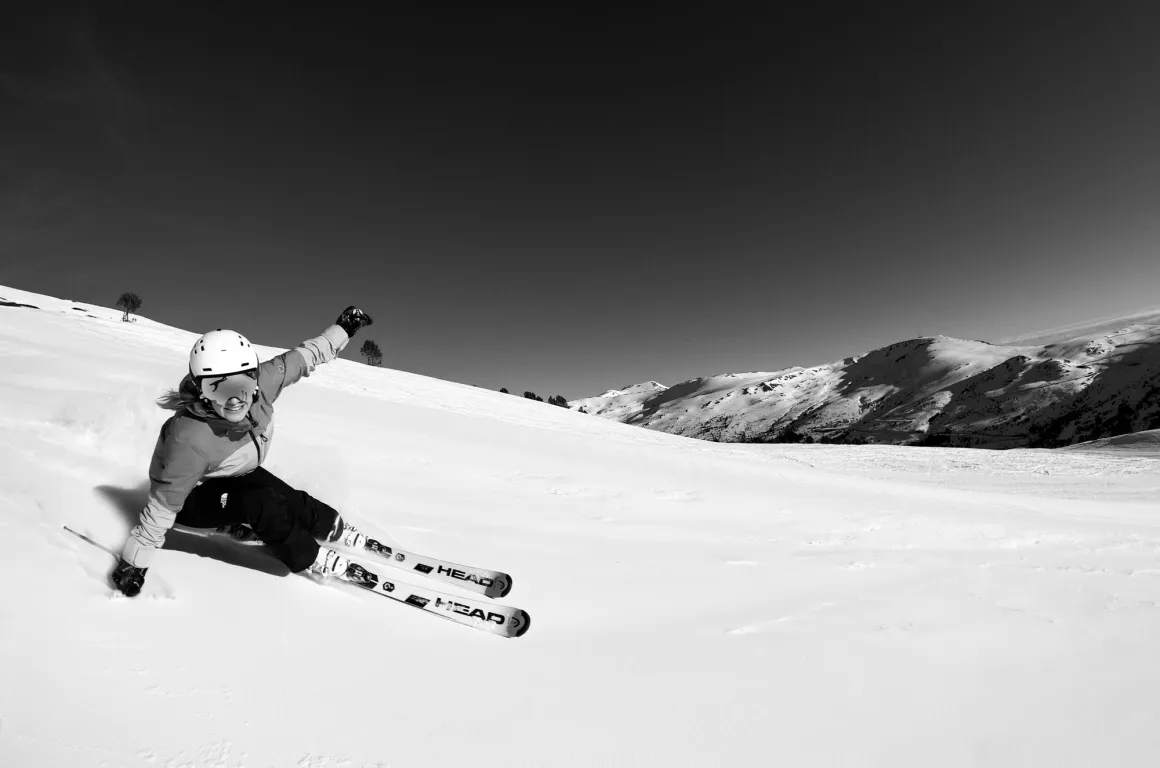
499, 388, 569, 408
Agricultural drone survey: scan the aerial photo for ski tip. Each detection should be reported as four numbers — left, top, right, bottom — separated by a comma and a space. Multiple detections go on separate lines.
490, 574, 513, 599
512, 609, 531, 638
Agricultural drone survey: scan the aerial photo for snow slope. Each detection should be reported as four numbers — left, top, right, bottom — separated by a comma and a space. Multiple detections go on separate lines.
2, 283, 1160, 767
1063, 428, 1160, 454
572, 326, 1160, 448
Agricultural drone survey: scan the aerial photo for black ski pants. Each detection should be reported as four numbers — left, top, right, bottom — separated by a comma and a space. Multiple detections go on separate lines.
174, 467, 338, 573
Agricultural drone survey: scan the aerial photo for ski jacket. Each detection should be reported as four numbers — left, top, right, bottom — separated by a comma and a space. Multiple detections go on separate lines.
121, 325, 349, 568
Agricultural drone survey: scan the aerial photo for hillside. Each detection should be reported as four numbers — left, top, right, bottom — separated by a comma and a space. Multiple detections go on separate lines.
2, 283, 1160, 767
572, 320, 1160, 448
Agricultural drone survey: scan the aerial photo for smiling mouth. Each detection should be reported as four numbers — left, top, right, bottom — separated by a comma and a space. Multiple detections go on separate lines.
224, 401, 248, 413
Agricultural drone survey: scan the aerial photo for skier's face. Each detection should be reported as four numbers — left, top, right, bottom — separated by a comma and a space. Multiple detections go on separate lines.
210, 396, 252, 422
199, 371, 257, 423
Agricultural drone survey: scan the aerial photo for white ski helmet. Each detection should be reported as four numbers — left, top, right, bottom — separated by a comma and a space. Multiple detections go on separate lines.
189, 330, 259, 378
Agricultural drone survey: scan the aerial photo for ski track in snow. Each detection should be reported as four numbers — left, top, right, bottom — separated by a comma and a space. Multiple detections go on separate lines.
2, 284, 1160, 767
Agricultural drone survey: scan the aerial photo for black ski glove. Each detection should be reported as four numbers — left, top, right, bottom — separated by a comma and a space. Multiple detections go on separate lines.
336, 306, 374, 338
111, 558, 147, 597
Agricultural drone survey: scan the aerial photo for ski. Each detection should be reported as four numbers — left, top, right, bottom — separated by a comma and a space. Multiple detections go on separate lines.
174, 524, 514, 599
336, 558, 531, 638
355, 536, 514, 599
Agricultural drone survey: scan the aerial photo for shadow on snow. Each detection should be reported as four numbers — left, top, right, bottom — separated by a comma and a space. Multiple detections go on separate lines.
93, 483, 290, 578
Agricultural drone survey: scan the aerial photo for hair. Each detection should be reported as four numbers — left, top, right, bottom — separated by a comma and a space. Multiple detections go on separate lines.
157, 376, 202, 412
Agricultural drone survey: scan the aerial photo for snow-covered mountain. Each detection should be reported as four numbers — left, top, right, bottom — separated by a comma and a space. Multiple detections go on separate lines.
572, 318, 1160, 448
4, 283, 1160, 767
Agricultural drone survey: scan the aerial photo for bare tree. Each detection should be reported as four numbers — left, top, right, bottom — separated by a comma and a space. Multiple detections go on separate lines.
116, 292, 142, 322
360, 339, 383, 366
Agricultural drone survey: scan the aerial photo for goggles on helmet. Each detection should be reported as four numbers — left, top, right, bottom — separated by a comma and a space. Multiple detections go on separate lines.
198, 370, 258, 408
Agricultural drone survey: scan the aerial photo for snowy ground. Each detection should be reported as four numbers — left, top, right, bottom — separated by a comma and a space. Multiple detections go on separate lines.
2, 284, 1159, 767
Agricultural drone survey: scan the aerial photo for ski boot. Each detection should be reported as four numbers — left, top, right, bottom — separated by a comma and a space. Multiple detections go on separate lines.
308, 547, 349, 578
328, 516, 367, 550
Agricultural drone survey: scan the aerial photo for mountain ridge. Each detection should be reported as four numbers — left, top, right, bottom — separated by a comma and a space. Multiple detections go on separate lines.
572, 320, 1160, 449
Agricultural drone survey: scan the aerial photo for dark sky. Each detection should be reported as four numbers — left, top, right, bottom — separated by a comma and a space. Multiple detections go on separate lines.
3, 5, 1160, 398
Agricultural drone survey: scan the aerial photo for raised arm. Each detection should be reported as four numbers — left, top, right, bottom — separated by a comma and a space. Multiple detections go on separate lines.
258, 307, 374, 403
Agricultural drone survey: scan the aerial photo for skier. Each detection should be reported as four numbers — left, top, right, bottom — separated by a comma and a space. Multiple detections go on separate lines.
111, 307, 374, 597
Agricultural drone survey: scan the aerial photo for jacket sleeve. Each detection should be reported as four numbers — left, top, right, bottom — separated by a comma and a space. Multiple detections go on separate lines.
258, 324, 350, 403
121, 419, 208, 568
